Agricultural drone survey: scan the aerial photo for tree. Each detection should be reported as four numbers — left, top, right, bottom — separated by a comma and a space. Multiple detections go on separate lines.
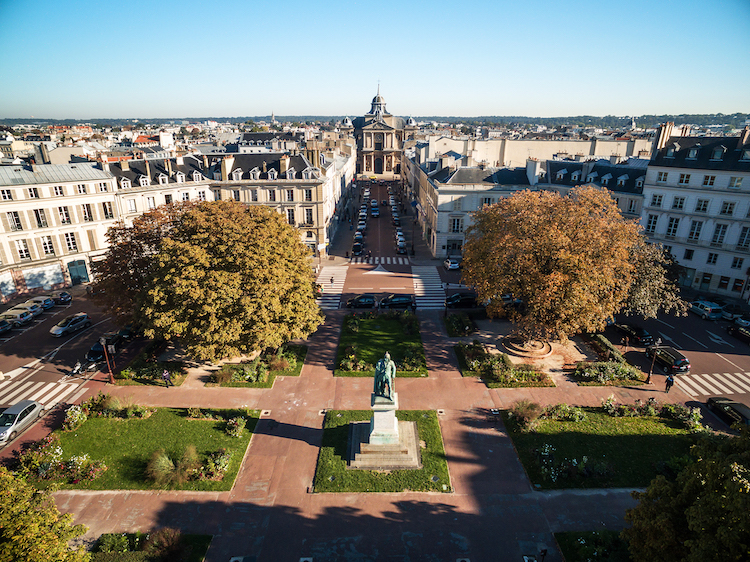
124, 201, 321, 362
622, 429, 750, 561
461, 185, 683, 340
0, 468, 90, 562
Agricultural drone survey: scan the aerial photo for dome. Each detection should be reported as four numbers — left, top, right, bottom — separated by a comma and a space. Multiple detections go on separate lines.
372, 94, 385, 104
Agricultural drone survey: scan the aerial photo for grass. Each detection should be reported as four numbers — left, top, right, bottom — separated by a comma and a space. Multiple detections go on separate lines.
504, 407, 697, 489
52, 408, 257, 491
555, 530, 631, 561
335, 315, 427, 377
313, 410, 451, 493
91, 534, 212, 562
216, 344, 308, 388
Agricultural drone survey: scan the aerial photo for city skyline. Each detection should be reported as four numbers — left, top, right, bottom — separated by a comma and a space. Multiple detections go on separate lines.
1, 0, 748, 120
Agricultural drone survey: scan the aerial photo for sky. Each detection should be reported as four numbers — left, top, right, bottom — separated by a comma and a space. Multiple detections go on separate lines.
0, 0, 748, 120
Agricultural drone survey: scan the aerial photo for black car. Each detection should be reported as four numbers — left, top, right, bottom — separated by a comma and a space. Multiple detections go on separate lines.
85, 332, 123, 362
352, 242, 364, 256
445, 292, 479, 308
346, 294, 376, 309
726, 325, 750, 344
0, 319, 11, 335
47, 291, 72, 304
614, 322, 654, 346
645, 345, 690, 374
707, 397, 750, 428
379, 293, 416, 310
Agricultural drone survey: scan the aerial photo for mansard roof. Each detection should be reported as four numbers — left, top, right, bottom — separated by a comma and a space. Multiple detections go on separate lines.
651, 134, 750, 172
546, 159, 645, 194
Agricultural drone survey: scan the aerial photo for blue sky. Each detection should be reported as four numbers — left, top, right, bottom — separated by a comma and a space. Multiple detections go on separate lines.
0, 0, 748, 119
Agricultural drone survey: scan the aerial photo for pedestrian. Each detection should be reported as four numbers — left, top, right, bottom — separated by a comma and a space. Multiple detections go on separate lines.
162, 369, 173, 388
665, 373, 674, 393
330, 276, 334, 287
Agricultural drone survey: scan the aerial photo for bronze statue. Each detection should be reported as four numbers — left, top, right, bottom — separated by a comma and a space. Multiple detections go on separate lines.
373, 351, 397, 401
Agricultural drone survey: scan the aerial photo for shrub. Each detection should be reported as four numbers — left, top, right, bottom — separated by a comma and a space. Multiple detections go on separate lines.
660, 402, 704, 431
97, 533, 130, 553
187, 407, 202, 418
16, 434, 63, 479
62, 404, 87, 431
116, 368, 135, 380
268, 357, 289, 371
543, 403, 587, 422
198, 449, 232, 481
64, 453, 108, 483
446, 313, 473, 336
124, 404, 149, 419
399, 343, 425, 372
146, 450, 175, 486
211, 368, 231, 385
143, 527, 185, 560
225, 417, 246, 438
508, 399, 543, 431
590, 334, 625, 363
575, 361, 641, 384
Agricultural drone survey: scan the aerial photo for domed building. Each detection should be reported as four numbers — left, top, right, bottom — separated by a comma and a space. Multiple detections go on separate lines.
352, 89, 417, 178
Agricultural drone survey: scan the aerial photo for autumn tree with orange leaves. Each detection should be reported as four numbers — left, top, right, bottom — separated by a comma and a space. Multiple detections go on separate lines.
461, 185, 685, 340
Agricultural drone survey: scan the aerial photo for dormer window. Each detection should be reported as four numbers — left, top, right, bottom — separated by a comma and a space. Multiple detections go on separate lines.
268, 169, 278, 180
711, 146, 726, 160
286, 168, 296, 179
231, 168, 243, 181
636, 177, 645, 188
556, 169, 567, 181
571, 171, 580, 182
666, 147, 675, 157
617, 174, 629, 187
175, 172, 185, 184
121, 178, 131, 189
587, 172, 598, 183
601, 173, 612, 186
158, 174, 168, 185
742, 149, 750, 161
192, 171, 202, 182
249, 168, 260, 180
139, 176, 150, 187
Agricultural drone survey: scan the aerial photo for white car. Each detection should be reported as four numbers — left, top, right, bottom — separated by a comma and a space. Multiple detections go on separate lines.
0, 400, 44, 446
9, 302, 42, 318
443, 258, 461, 270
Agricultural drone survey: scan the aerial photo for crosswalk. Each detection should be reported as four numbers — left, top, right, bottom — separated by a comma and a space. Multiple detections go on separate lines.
0, 378, 84, 409
676, 372, 750, 397
316, 266, 348, 310
412, 266, 446, 309
350, 256, 410, 265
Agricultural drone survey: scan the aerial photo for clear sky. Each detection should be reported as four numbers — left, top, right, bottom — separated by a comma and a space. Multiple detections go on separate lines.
0, 0, 748, 119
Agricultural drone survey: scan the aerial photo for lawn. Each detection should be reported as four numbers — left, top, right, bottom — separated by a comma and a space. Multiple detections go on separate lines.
335, 313, 427, 377
53, 408, 257, 491
92, 533, 212, 562
215, 344, 308, 388
313, 410, 451, 493
504, 408, 697, 489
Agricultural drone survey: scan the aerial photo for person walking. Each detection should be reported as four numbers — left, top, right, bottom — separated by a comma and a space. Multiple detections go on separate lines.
162, 369, 173, 388
665, 373, 675, 393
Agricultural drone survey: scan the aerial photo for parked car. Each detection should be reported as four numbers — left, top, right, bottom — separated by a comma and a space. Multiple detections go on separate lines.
721, 303, 746, 320
117, 324, 140, 341
371, 199, 378, 207
735, 315, 750, 328
645, 345, 690, 374
690, 300, 723, 320
392, 216, 401, 227
85, 331, 123, 362
706, 397, 750, 428
0, 400, 44, 446
46, 291, 72, 304
371, 208, 380, 217
379, 293, 416, 310
613, 322, 655, 346
26, 296, 55, 310
0, 319, 11, 335
352, 242, 364, 256
726, 325, 750, 344
443, 258, 461, 270
354, 231, 364, 243
12, 302, 42, 318
396, 243, 408, 254
346, 294, 376, 308
49, 312, 91, 337
0, 309, 33, 328
445, 292, 479, 308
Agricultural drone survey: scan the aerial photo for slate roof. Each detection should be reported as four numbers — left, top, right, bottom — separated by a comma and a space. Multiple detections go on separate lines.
109, 155, 206, 186
434, 166, 530, 187
206, 154, 314, 180
239, 132, 304, 145
546, 159, 645, 194
0, 162, 111, 186
651, 135, 750, 172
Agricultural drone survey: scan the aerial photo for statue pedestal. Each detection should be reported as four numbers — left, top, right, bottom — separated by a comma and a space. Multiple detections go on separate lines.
347, 393, 422, 470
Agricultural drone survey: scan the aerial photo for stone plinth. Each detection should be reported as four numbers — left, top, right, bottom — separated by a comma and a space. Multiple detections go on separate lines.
369, 393, 399, 445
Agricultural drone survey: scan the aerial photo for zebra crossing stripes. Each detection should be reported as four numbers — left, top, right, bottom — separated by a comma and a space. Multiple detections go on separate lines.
0, 379, 81, 408
316, 266, 348, 310
350, 256, 409, 265
411, 266, 446, 309
676, 372, 750, 397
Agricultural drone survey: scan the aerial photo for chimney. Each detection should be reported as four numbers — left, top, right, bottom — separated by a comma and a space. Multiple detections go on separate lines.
526, 158, 541, 186
144, 159, 151, 180
202, 154, 209, 169
262, 161, 267, 174
220, 155, 234, 181
121, 158, 129, 172
176, 155, 184, 166
738, 126, 750, 149
166, 158, 172, 176
654, 122, 674, 151
609, 155, 619, 165
279, 154, 290, 174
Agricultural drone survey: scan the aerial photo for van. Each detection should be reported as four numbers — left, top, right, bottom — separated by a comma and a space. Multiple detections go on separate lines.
690, 301, 723, 320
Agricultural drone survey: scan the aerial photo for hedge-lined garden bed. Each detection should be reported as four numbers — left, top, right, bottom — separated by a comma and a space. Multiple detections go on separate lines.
454, 341, 554, 388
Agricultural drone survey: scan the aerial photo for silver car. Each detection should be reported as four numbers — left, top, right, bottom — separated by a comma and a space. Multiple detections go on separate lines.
0, 400, 44, 446
11, 302, 42, 317
49, 312, 91, 337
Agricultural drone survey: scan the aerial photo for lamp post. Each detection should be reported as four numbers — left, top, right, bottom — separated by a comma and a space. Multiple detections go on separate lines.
101, 337, 114, 385
646, 337, 662, 385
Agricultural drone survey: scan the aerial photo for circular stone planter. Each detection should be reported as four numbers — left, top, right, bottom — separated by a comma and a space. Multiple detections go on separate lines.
501, 336, 553, 359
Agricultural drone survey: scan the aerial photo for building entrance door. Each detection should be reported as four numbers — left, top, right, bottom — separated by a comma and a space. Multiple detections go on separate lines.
699, 273, 712, 292
374, 158, 383, 174
67, 260, 89, 285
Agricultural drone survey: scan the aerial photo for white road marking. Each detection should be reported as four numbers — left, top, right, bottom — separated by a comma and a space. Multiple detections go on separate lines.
681, 332, 708, 349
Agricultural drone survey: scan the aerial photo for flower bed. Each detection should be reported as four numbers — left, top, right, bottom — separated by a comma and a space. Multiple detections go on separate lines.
115, 340, 185, 387
211, 344, 307, 388
454, 341, 554, 388
574, 360, 645, 386
92, 529, 211, 562
444, 312, 478, 337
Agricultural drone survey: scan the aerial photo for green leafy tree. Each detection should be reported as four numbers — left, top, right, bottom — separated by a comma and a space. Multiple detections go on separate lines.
139, 201, 323, 361
461, 185, 683, 340
0, 468, 90, 562
623, 429, 750, 561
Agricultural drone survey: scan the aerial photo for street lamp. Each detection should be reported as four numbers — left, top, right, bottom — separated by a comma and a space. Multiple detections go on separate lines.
646, 337, 662, 384
101, 337, 115, 385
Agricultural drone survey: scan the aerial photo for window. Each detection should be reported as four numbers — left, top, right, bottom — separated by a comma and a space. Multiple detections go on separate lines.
683, 249, 694, 260
54, 186, 64, 196
286, 189, 294, 202
268, 189, 276, 202
127, 199, 137, 213
15, 239, 30, 260
688, 220, 703, 240
719, 276, 730, 290
197, 191, 206, 201
27, 187, 39, 198
731, 257, 744, 269
482, 197, 493, 207
286, 208, 295, 225
628, 200, 637, 213
645, 214, 658, 233
164, 194, 172, 205
571, 172, 580, 181
663, 245, 672, 255
556, 170, 566, 180
77, 184, 87, 194
678, 174, 690, 185
146, 197, 156, 210
57, 206, 71, 225
688, 147, 698, 159
1, 189, 12, 200
268, 169, 277, 180
121, 179, 131, 189
99, 182, 108, 192
666, 147, 675, 157
636, 177, 644, 188
139, 177, 149, 187
176, 173, 185, 184
657, 171, 668, 183
181, 192, 189, 201
703, 175, 715, 187
733, 279, 745, 292
306, 231, 314, 238
7, 211, 22, 231
64, 232, 78, 252
158, 175, 168, 185
672, 197, 685, 210
192, 171, 202, 182
450, 217, 464, 233
212, 190, 221, 201
33, 209, 47, 228
305, 208, 313, 224
41, 236, 54, 256
666, 217, 679, 238
742, 150, 750, 161
452, 198, 462, 211
711, 147, 724, 160
712, 224, 728, 246
720, 201, 736, 216
729, 177, 743, 189
102, 202, 113, 219
231, 169, 242, 181
233, 190, 240, 202
737, 226, 750, 250
304, 189, 313, 202
251, 190, 258, 202
82, 204, 93, 222
695, 199, 709, 213
707, 253, 718, 265
650, 194, 663, 207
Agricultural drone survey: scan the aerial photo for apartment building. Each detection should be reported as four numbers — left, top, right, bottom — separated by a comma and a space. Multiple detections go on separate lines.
641, 125, 750, 297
